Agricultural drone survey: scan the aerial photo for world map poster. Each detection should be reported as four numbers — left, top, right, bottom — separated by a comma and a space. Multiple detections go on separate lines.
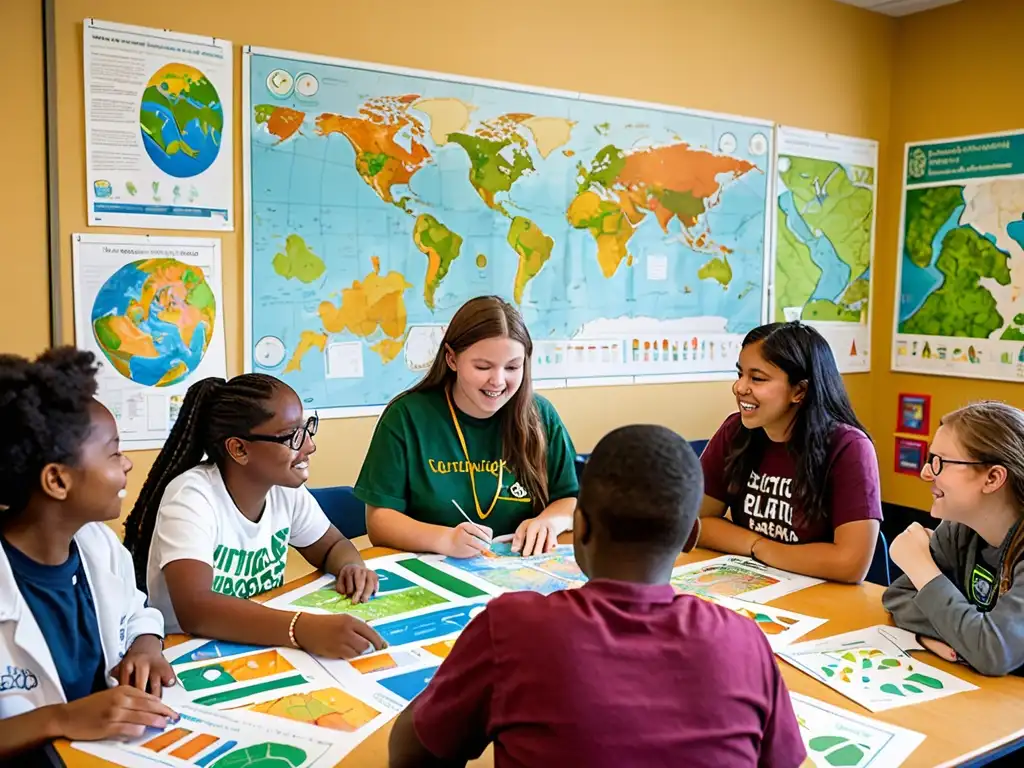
774, 127, 877, 373
893, 130, 1024, 381
242, 47, 773, 417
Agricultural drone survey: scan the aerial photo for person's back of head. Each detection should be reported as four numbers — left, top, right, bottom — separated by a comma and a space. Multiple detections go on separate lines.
575, 424, 703, 579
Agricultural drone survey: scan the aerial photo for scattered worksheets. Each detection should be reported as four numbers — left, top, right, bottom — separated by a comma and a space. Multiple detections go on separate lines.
161, 638, 403, 759
670, 555, 823, 603
779, 626, 977, 712
261, 554, 479, 620
426, 543, 587, 596
696, 594, 827, 650
74, 703, 347, 768
791, 693, 925, 768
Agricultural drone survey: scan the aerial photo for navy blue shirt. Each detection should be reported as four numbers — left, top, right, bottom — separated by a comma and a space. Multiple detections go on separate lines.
2, 536, 106, 702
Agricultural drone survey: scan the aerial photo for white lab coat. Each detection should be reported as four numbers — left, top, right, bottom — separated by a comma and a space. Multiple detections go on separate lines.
0, 523, 164, 719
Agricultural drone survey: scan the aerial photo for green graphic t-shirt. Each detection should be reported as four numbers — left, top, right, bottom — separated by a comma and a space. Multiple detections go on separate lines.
355, 389, 578, 536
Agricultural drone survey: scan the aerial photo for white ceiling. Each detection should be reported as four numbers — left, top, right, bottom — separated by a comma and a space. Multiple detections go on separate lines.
832, 0, 963, 16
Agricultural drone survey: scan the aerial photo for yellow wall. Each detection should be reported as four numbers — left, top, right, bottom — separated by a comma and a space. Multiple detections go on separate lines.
1, 0, 50, 357
44, 0, 896, 521
872, 0, 1024, 509
14, 0, 897, 520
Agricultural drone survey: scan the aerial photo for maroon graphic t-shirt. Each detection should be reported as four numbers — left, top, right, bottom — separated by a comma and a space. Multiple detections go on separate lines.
700, 413, 882, 543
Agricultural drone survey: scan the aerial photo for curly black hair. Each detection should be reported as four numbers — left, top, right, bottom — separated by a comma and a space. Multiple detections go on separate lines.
0, 347, 100, 514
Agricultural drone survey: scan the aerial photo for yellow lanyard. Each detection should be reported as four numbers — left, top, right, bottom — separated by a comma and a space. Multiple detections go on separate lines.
445, 387, 503, 520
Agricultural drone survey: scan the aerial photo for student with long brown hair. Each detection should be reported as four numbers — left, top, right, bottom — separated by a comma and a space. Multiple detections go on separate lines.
356, 296, 579, 558
884, 401, 1024, 676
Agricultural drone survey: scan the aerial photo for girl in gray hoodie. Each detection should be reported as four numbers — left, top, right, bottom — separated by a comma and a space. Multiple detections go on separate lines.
883, 400, 1024, 677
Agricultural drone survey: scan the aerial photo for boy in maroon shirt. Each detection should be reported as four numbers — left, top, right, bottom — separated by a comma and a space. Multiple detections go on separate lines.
389, 425, 806, 768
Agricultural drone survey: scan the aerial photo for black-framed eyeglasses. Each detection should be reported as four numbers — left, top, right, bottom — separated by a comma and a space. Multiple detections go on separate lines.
926, 452, 989, 476
240, 413, 318, 451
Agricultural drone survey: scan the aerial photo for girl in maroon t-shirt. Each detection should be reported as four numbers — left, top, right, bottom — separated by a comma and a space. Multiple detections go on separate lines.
698, 321, 882, 583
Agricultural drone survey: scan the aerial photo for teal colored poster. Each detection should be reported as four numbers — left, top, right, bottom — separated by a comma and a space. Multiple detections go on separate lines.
242, 47, 773, 416
894, 130, 1024, 381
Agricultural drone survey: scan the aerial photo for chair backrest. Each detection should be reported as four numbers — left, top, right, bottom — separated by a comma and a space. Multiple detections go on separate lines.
308, 485, 367, 539
866, 529, 892, 587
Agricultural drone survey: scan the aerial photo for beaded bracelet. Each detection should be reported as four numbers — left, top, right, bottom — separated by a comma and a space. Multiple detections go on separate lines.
288, 611, 302, 649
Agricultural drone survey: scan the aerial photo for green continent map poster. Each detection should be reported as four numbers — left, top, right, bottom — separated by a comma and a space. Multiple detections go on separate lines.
774, 126, 877, 374
894, 131, 1024, 381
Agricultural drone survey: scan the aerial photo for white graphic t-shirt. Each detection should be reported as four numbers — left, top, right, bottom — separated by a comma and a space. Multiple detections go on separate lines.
146, 463, 330, 633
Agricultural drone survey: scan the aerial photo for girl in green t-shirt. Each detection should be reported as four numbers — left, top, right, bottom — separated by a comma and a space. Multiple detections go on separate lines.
356, 296, 579, 558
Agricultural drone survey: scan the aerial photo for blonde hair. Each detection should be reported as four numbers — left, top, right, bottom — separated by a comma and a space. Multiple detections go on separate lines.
941, 401, 1024, 591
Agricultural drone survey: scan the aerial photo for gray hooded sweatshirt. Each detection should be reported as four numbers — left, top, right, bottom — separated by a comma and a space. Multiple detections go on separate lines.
882, 520, 1024, 677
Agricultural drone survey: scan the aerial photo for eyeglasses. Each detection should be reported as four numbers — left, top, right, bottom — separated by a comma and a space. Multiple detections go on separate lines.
926, 452, 989, 476
240, 413, 318, 451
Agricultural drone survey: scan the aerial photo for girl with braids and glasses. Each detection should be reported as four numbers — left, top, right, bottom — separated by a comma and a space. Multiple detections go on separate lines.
884, 401, 1024, 676
0, 349, 176, 760
124, 373, 385, 659
356, 296, 579, 558
698, 322, 881, 583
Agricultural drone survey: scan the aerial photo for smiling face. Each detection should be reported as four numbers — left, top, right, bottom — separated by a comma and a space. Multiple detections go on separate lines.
732, 340, 806, 439
235, 387, 316, 488
448, 336, 526, 418
922, 424, 1004, 523
52, 400, 133, 523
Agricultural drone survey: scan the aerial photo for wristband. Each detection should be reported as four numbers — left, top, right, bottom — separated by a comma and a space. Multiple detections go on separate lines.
288, 612, 303, 649
750, 539, 762, 562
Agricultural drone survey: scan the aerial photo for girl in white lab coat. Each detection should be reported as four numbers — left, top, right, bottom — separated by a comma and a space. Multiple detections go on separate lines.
0, 348, 177, 760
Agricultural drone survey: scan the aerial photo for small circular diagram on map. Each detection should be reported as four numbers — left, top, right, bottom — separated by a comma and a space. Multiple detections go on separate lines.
254, 336, 287, 368
266, 69, 294, 97
718, 133, 738, 154
295, 73, 319, 98
749, 132, 769, 156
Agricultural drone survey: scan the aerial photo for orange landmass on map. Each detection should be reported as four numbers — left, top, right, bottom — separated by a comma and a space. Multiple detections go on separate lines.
266, 106, 305, 143
136, 259, 215, 349
616, 143, 756, 232
316, 96, 432, 208
566, 191, 642, 278
285, 330, 328, 373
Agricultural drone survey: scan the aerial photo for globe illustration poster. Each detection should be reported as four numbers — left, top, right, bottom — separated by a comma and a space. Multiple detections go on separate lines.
140, 63, 224, 178
91, 258, 216, 387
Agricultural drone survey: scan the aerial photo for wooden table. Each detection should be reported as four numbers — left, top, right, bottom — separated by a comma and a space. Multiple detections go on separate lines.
55, 545, 1024, 767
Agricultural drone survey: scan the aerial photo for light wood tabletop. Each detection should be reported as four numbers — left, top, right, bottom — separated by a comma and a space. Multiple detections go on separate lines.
54, 543, 1024, 767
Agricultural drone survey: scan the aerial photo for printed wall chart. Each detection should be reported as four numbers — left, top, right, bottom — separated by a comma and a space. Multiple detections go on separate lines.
893, 130, 1024, 381
243, 47, 774, 417
774, 127, 877, 373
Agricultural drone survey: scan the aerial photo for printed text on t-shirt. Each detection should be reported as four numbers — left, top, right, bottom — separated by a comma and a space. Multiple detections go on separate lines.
744, 470, 798, 543
211, 527, 289, 598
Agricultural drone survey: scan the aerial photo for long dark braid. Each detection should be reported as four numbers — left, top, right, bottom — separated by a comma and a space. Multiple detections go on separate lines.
123, 373, 284, 590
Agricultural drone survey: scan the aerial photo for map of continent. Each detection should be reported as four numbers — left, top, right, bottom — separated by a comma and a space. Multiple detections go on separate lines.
775, 156, 874, 323
898, 182, 1023, 339
246, 52, 771, 412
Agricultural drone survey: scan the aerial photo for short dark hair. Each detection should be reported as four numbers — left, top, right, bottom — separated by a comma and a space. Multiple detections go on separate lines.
0, 347, 100, 513
579, 425, 703, 552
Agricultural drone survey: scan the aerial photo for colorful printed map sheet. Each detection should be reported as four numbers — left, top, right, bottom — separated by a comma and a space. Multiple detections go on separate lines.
780, 626, 977, 713
425, 543, 587, 596
74, 703, 346, 768
670, 555, 823, 604
695, 594, 827, 650
791, 693, 925, 768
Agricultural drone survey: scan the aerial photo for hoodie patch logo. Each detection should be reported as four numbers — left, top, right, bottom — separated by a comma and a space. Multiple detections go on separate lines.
970, 564, 996, 609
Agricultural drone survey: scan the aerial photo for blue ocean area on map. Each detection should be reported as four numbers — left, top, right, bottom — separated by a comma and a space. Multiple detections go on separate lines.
247, 53, 772, 410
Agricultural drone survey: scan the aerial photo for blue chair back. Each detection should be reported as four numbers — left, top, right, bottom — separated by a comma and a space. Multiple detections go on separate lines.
866, 529, 892, 587
308, 485, 367, 539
